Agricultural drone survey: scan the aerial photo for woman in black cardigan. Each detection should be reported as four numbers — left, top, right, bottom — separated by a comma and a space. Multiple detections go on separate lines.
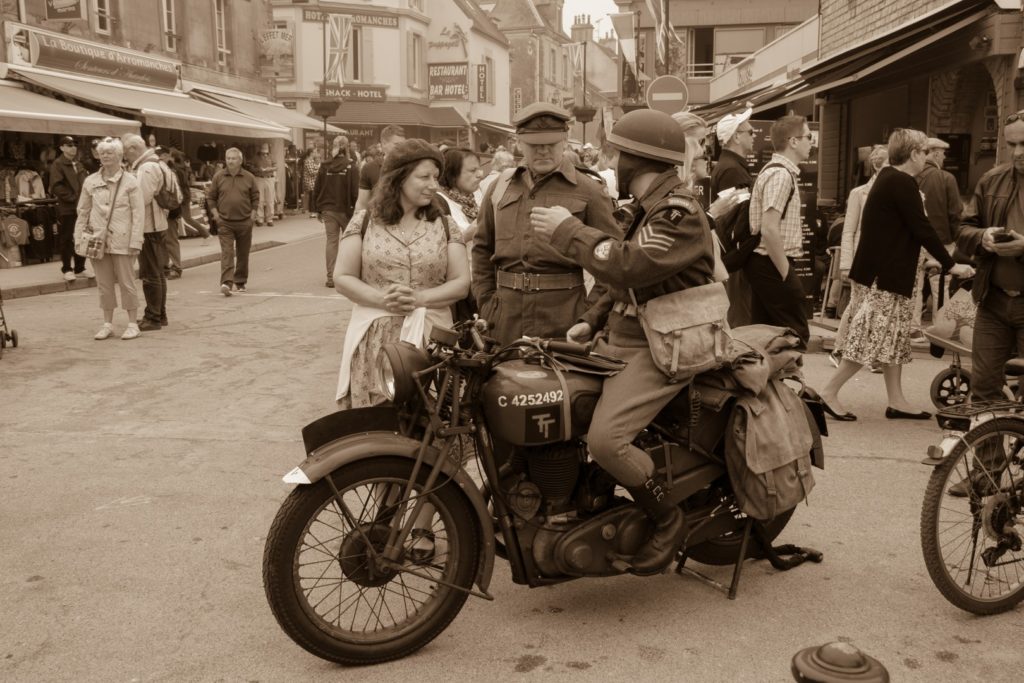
819, 128, 974, 421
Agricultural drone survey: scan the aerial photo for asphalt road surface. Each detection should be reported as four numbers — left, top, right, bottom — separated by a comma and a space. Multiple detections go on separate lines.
1, 236, 1020, 682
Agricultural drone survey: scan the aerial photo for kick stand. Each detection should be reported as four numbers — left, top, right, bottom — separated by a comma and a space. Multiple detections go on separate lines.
675, 518, 753, 600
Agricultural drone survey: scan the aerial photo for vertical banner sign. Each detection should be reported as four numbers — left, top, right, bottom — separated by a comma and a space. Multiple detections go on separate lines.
45, 0, 84, 21
748, 120, 820, 315
476, 64, 488, 103
259, 23, 295, 80
512, 88, 522, 116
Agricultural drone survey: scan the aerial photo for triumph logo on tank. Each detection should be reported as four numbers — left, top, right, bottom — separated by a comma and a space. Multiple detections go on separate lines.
526, 407, 561, 441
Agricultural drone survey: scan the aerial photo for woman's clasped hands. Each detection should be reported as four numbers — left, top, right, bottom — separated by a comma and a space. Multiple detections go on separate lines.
382, 283, 420, 315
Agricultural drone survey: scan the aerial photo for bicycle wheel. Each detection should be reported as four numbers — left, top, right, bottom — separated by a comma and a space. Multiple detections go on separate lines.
263, 457, 480, 664
921, 417, 1024, 614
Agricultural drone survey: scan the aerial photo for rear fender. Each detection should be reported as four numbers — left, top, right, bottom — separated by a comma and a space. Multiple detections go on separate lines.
284, 428, 495, 595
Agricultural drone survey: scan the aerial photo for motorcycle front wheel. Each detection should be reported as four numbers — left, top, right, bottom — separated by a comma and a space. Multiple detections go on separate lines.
263, 457, 481, 665
920, 418, 1024, 615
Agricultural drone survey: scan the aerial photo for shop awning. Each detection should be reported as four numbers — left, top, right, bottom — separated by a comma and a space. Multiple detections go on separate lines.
800, 0, 995, 93
330, 102, 467, 128
12, 69, 290, 139
189, 89, 344, 134
0, 79, 139, 136
474, 119, 515, 135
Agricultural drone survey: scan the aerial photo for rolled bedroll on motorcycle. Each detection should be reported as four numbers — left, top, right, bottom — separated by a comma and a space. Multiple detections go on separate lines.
262, 320, 825, 665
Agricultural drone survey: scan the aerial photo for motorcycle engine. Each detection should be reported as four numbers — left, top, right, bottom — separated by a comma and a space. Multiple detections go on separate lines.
509, 443, 582, 516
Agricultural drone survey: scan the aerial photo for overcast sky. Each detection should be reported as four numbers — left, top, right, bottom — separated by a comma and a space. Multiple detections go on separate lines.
561, 0, 621, 39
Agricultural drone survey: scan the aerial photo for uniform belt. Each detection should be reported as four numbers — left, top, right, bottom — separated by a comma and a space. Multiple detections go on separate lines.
496, 270, 583, 292
611, 300, 638, 317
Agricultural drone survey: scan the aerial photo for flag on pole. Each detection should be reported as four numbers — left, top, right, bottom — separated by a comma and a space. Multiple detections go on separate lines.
569, 42, 585, 76
326, 14, 353, 84
645, 0, 684, 73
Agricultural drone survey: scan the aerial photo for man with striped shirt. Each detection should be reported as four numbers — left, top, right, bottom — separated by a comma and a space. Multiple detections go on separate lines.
744, 114, 813, 344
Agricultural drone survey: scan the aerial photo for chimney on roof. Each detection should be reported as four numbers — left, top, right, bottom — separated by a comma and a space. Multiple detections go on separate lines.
570, 11, 593, 44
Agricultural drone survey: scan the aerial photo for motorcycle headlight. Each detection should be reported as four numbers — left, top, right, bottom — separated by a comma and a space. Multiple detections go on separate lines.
379, 342, 431, 404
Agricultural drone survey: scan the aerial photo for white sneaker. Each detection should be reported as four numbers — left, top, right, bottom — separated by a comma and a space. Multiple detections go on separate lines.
94, 323, 113, 340
221, 283, 232, 297
121, 324, 140, 340
82, 266, 95, 279
63, 271, 76, 282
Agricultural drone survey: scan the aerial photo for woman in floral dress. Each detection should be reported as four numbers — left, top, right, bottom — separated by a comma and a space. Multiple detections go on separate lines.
334, 139, 470, 408
302, 146, 321, 218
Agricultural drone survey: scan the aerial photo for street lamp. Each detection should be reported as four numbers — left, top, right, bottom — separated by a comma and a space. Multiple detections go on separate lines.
310, 97, 340, 149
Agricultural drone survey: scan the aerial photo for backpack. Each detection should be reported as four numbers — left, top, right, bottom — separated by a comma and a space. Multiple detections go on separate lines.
141, 158, 183, 213
167, 165, 190, 220
714, 162, 796, 272
725, 378, 818, 520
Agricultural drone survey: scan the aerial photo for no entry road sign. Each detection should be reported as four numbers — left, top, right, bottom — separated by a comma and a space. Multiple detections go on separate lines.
646, 75, 689, 115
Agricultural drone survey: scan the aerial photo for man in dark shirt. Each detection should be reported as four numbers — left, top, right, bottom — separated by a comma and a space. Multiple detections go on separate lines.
711, 108, 756, 326
915, 137, 963, 331
49, 135, 90, 280
951, 112, 1024, 495
354, 125, 406, 213
312, 135, 359, 288
207, 148, 259, 296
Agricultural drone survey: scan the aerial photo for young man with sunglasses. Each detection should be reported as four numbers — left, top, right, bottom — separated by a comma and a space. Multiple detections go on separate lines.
743, 114, 814, 344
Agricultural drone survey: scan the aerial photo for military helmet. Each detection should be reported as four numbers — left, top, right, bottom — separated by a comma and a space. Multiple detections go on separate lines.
605, 109, 688, 165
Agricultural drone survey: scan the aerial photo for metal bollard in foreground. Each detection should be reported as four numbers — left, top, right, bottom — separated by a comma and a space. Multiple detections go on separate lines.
791, 642, 889, 682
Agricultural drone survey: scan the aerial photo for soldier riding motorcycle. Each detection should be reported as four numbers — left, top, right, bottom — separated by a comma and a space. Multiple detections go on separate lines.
262, 111, 825, 665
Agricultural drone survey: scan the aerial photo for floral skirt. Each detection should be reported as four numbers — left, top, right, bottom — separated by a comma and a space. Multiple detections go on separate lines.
841, 281, 916, 366
336, 316, 404, 410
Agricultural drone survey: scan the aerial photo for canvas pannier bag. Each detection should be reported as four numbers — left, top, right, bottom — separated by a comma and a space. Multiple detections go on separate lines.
629, 280, 731, 382
725, 379, 816, 520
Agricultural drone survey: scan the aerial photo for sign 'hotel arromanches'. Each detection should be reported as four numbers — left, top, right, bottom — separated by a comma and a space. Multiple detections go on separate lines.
301, 8, 399, 27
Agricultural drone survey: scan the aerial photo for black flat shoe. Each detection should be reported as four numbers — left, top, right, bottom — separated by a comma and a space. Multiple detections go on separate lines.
821, 399, 857, 421
885, 407, 931, 420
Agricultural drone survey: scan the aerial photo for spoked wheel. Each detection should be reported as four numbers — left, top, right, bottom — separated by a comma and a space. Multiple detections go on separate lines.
263, 457, 480, 665
930, 367, 972, 410
685, 490, 795, 566
921, 417, 1024, 614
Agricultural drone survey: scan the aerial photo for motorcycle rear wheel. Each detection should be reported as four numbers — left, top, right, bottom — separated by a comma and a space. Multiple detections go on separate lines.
263, 457, 480, 665
920, 418, 1024, 615
685, 506, 795, 566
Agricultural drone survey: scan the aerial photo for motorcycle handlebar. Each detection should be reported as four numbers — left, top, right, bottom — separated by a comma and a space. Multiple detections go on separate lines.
542, 339, 591, 356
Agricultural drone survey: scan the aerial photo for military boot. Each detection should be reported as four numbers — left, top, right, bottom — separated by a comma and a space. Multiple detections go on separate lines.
627, 475, 686, 576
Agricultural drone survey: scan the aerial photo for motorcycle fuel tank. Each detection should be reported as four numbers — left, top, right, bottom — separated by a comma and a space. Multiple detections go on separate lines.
482, 360, 602, 446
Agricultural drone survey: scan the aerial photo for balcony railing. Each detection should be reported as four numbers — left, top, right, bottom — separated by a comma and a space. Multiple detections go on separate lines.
686, 62, 715, 79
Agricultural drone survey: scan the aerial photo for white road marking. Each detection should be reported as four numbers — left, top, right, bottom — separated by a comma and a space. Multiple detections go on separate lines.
95, 496, 153, 510
198, 291, 344, 300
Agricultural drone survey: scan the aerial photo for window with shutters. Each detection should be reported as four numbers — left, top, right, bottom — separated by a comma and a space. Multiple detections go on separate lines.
345, 27, 362, 83
161, 0, 177, 52
213, 0, 230, 66
408, 33, 425, 88
94, 0, 112, 35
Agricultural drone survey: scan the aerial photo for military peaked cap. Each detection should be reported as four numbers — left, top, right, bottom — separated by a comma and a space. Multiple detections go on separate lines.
514, 102, 572, 143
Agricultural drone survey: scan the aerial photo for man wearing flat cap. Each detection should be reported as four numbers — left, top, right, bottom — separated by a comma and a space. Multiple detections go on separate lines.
472, 102, 619, 345
916, 136, 963, 324
49, 135, 91, 281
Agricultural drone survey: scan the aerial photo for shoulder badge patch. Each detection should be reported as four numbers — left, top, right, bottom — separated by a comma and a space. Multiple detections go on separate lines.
593, 240, 613, 260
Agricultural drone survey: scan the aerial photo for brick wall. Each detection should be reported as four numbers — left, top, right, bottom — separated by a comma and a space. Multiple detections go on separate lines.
819, 0, 950, 59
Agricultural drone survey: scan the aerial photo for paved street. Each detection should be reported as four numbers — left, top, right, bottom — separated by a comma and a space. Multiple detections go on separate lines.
1, 235, 1020, 682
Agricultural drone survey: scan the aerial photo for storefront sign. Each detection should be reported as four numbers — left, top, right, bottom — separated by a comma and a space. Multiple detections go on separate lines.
513, 88, 522, 115
476, 64, 488, 103
429, 62, 468, 100
5, 24, 179, 89
320, 84, 388, 102
258, 24, 295, 80
301, 8, 398, 28
45, 0, 84, 21
428, 23, 468, 59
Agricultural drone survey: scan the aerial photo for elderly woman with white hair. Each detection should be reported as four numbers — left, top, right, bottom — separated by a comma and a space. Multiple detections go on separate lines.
74, 137, 146, 340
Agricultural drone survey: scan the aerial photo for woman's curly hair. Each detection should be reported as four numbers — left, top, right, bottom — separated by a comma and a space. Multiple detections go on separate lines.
369, 158, 443, 226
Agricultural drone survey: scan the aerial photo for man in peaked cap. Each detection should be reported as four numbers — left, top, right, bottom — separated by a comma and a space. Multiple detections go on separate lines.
471, 102, 620, 345
49, 135, 91, 281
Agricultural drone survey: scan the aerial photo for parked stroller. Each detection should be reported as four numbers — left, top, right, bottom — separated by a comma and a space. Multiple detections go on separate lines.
0, 285, 20, 359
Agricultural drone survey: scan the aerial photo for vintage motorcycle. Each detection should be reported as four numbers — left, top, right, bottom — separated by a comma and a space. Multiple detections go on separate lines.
263, 321, 826, 665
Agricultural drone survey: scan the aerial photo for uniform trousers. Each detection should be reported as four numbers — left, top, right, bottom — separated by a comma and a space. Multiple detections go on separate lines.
587, 326, 688, 487
138, 231, 167, 324
92, 253, 138, 312
744, 253, 809, 344
218, 219, 253, 286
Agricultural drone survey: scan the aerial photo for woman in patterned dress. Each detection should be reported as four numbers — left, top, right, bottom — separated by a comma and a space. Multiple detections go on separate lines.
333, 139, 470, 408
818, 129, 974, 421
302, 146, 321, 218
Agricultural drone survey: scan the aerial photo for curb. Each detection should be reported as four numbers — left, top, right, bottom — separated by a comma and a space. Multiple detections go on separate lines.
1, 240, 285, 300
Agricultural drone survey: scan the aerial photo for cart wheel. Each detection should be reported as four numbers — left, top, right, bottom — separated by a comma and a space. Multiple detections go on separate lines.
930, 367, 971, 410
10, 329, 17, 348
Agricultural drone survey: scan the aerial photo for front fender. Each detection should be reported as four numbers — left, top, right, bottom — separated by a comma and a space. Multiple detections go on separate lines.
286, 429, 496, 596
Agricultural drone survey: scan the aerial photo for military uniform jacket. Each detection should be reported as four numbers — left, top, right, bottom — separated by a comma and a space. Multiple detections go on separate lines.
472, 157, 619, 344
549, 170, 715, 337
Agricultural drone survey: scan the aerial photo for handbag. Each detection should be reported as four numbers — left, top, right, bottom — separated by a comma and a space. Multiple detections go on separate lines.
75, 172, 123, 260
629, 280, 731, 382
